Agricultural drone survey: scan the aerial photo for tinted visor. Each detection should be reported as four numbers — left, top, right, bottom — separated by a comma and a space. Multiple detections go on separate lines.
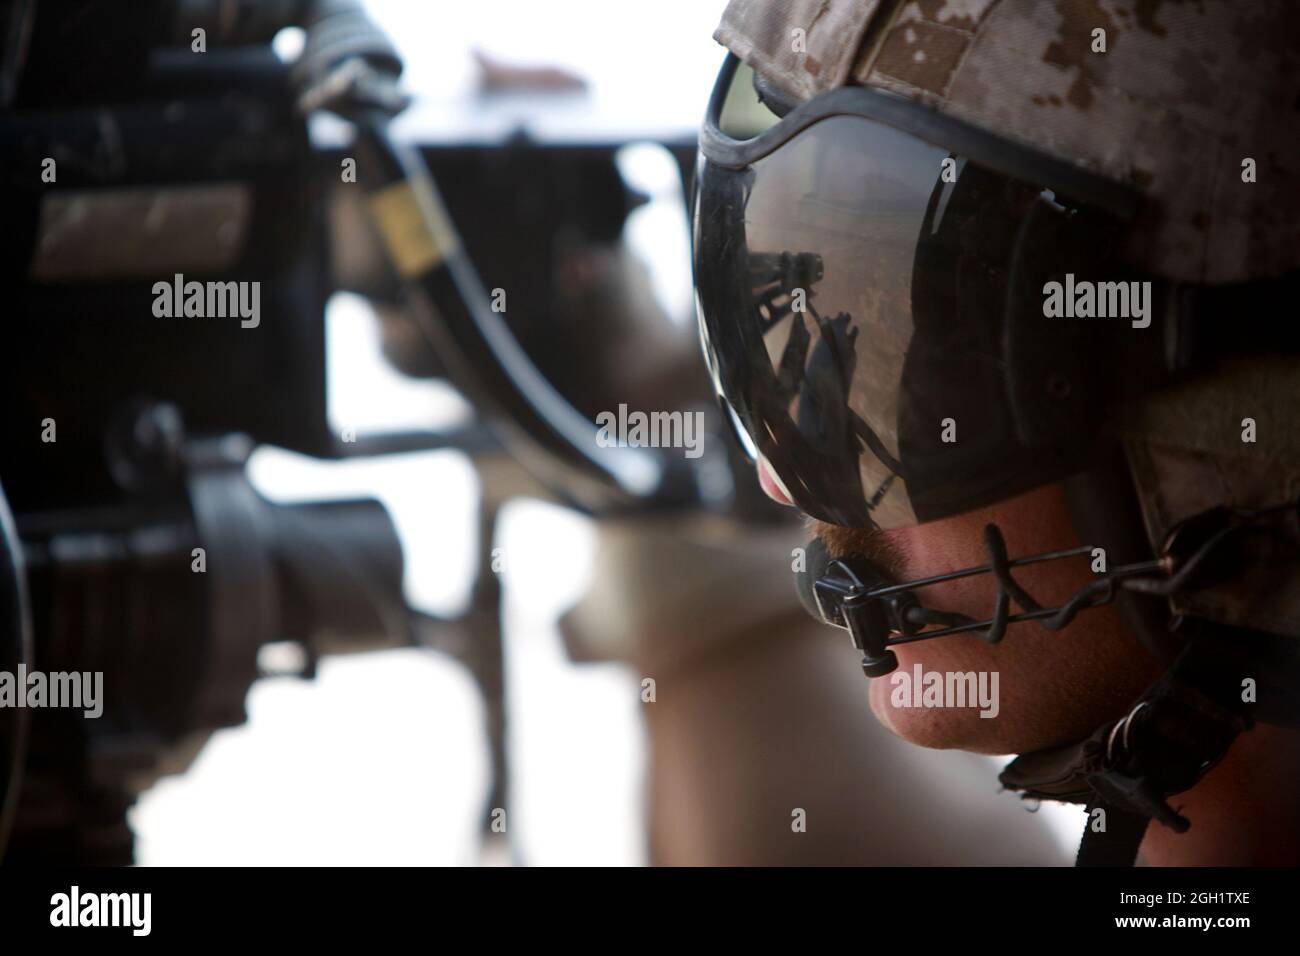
694, 57, 1143, 529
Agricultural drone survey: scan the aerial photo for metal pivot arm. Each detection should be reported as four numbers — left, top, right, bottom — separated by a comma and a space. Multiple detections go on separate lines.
812, 557, 900, 677
807, 494, 1300, 679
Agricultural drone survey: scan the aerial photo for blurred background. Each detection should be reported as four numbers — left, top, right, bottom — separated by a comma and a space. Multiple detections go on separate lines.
0, 0, 1084, 865
134, 0, 726, 866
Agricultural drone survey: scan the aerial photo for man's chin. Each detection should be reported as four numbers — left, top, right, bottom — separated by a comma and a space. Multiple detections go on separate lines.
865, 645, 1016, 754
863, 633, 1150, 756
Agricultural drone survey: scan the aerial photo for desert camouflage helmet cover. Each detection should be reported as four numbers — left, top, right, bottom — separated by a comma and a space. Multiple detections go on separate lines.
715, 0, 1299, 285
711, 0, 1300, 637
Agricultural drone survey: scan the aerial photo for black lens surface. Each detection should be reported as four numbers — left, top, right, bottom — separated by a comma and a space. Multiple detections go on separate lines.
695, 108, 1102, 528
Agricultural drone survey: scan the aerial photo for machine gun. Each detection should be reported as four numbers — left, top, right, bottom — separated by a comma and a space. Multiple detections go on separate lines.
0, 0, 744, 863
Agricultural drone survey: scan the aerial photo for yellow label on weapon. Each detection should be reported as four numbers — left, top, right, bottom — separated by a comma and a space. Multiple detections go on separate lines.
367, 177, 459, 277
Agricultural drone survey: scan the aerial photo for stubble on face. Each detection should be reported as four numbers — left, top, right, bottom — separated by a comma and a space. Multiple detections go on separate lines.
808, 517, 907, 575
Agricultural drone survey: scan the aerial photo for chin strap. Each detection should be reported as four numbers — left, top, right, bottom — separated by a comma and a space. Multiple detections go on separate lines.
1000, 624, 1268, 866
1074, 805, 1151, 867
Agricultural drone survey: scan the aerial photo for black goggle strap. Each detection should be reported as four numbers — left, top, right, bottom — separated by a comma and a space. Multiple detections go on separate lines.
801, 492, 1300, 680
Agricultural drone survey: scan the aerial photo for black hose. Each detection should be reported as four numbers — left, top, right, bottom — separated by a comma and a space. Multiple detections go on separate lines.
351, 111, 687, 513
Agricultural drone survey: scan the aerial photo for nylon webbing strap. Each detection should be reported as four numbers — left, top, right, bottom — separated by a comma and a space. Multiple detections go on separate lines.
1076, 803, 1150, 867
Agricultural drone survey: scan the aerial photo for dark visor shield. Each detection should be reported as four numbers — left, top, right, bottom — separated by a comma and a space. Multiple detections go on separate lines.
694, 56, 1151, 529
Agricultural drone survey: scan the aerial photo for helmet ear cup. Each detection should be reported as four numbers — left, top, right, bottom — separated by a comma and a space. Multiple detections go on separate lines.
1063, 439, 1178, 665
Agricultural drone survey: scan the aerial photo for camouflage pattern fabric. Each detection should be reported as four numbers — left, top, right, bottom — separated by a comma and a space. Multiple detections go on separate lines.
1116, 358, 1300, 637
715, 0, 1300, 284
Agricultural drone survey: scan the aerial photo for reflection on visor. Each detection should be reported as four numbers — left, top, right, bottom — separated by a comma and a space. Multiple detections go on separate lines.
695, 65, 1129, 529
700, 115, 950, 527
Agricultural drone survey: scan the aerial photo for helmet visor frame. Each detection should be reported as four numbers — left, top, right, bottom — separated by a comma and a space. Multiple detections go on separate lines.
693, 54, 1148, 529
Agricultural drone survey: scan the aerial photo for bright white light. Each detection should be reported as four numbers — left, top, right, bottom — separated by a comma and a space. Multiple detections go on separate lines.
617, 142, 694, 327
271, 26, 306, 63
